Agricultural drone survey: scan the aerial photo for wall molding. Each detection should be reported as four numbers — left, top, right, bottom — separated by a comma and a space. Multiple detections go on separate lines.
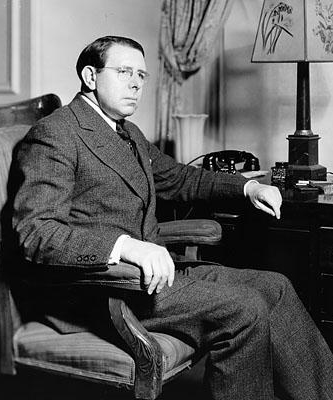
0, 0, 20, 94
30, 0, 41, 97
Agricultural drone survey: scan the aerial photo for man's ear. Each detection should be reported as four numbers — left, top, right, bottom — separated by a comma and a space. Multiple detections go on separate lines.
81, 66, 97, 91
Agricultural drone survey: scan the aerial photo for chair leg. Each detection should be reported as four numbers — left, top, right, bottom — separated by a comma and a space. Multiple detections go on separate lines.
184, 246, 199, 260
0, 281, 16, 375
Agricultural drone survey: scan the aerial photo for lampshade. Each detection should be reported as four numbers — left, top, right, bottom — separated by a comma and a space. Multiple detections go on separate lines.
252, 0, 333, 63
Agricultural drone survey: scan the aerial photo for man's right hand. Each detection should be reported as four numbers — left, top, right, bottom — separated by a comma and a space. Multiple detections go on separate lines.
121, 237, 175, 295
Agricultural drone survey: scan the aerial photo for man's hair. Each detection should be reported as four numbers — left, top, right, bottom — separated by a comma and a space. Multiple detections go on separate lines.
76, 35, 145, 90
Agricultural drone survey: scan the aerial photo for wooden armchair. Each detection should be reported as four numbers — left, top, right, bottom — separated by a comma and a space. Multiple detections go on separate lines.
0, 95, 222, 399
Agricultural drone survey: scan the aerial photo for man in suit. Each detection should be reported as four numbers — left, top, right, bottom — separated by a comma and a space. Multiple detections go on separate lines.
12, 36, 333, 399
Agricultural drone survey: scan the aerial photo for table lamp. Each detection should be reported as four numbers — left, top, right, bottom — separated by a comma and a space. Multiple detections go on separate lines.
252, 0, 333, 183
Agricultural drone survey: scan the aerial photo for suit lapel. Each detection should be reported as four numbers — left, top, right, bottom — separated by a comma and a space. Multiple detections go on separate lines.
69, 95, 149, 206
124, 120, 158, 239
123, 120, 155, 196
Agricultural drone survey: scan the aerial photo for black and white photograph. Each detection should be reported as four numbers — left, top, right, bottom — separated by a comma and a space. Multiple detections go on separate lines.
1, 1, 333, 399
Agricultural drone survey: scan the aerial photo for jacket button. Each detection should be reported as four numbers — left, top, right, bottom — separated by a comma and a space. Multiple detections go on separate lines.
76, 255, 83, 262
90, 255, 97, 261
83, 255, 89, 262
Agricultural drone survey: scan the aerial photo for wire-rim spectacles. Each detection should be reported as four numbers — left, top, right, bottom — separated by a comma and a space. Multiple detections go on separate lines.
102, 66, 149, 84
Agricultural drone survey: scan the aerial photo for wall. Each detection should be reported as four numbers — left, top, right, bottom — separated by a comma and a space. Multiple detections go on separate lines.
2, 0, 333, 172
30, 0, 161, 141
0, 0, 31, 103
181, 0, 333, 172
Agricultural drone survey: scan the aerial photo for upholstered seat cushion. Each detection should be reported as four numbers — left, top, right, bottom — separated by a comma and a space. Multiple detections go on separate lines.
14, 322, 195, 385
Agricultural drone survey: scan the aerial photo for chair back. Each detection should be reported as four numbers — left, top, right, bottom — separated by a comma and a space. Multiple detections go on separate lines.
0, 94, 61, 210
0, 94, 62, 374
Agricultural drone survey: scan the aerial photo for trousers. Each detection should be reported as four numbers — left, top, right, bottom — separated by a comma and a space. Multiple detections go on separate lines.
129, 264, 333, 400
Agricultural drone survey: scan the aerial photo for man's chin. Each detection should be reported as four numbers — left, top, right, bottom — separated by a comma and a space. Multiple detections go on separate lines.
122, 105, 137, 117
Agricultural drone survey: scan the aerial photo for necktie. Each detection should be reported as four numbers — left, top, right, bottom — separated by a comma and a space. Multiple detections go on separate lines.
116, 120, 137, 157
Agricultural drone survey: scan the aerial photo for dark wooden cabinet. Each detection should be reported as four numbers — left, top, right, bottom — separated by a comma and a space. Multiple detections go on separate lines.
157, 193, 333, 349
207, 195, 333, 350
318, 225, 333, 349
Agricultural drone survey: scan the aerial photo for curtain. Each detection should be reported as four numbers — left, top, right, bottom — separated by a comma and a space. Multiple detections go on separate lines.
156, 0, 234, 152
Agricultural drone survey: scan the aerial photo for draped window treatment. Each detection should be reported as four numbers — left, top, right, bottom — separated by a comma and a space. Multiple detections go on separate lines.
156, 0, 234, 152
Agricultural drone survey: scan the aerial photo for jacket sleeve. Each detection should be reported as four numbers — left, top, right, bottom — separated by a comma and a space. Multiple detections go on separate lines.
148, 141, 248, 203
12, 118, 112, 270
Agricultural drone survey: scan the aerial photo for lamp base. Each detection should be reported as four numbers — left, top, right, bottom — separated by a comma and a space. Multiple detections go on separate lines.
287, 134, 320, 165
287, 164, 327, 183
287, 133, 326, 183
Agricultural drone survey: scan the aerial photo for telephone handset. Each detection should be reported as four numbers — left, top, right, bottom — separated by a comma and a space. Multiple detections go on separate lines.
202, 150, 260, 173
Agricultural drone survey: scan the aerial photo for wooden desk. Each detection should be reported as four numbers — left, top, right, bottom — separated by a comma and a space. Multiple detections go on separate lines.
157, 185, 333, 349
207, 193, 333, 350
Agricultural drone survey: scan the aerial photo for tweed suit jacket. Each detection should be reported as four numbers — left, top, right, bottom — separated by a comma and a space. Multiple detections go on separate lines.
13, 93, 248, 271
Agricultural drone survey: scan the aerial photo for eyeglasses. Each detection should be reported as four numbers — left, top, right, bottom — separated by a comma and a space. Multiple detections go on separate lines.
102, 66, 150, 84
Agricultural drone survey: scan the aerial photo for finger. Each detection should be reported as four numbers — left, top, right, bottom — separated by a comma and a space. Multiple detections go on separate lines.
155, 259, 168, 294
155, 248, 174, 290
148, 275, 160, 295
255, 199, 276, 217
141, 264, 153, 287
147, 263, 162, 295
166, 254, 175, 287
271, 201, 281, 219
263, 192, 282, 219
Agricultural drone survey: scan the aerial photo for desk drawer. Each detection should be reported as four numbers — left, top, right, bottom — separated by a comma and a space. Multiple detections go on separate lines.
320, 320, 333, 351
319, 227, 333, 273
320, 273, 333, 319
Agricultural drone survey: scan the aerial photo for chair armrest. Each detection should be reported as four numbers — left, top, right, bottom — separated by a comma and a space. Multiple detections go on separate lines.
17, 262, 146, 292
158, 219, 222, 246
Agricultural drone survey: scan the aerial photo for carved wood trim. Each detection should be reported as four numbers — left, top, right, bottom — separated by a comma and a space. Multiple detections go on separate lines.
108, 297, 163, 400
0, 270, 16, 375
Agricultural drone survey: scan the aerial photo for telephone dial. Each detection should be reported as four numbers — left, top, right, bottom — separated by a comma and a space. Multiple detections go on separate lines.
202, 150, 260, 173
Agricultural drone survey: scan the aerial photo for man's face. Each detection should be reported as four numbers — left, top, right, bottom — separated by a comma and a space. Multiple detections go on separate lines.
94, 44, 147, 120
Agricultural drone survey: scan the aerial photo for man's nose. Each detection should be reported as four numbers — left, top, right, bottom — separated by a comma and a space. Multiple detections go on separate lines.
128, 73, 143, 90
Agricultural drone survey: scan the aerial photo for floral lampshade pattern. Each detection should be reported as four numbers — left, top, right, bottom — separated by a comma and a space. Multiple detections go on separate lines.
252, 0, 333, 62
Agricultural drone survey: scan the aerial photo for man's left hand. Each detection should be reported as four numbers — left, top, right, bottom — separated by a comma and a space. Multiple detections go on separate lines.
245, 182, 282, 219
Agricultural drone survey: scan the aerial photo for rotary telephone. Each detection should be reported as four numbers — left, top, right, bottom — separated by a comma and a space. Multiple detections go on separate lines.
202, 150, 260, 173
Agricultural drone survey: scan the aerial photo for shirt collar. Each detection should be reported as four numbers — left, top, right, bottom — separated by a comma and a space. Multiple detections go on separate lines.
80, 93, 117, 131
